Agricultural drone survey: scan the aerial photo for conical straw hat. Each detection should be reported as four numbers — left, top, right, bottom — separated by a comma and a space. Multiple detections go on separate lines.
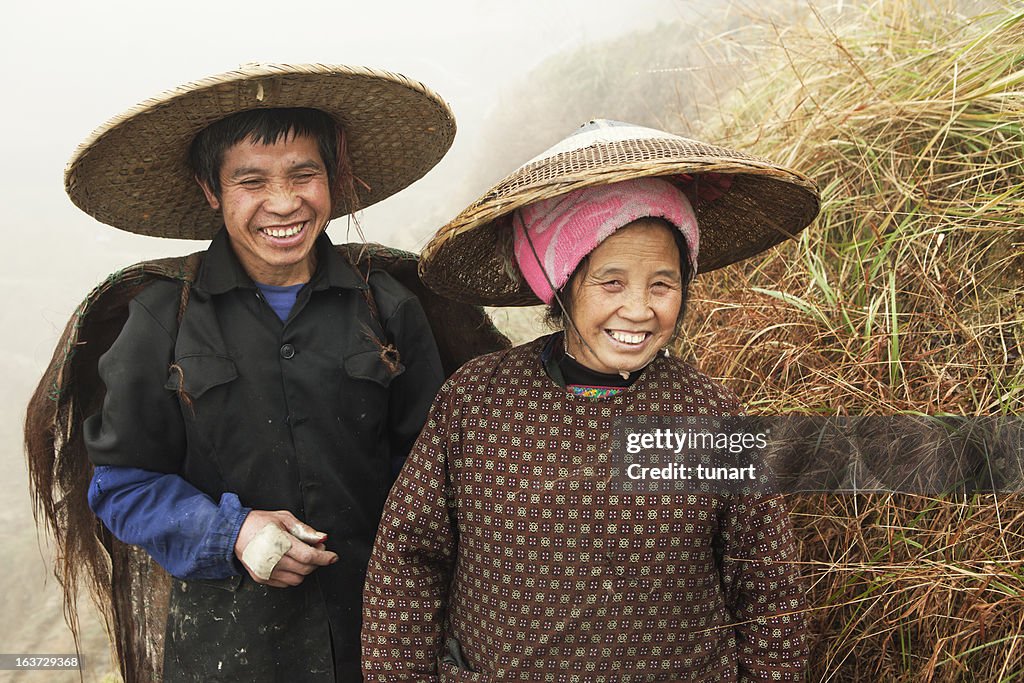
420, 119, 819, 306
66, 63, 456, 239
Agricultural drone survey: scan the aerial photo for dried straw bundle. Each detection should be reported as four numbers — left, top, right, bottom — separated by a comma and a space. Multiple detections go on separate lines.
683, 3, 1024, 679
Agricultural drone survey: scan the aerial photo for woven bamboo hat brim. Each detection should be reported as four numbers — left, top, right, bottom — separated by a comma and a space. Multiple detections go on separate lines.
420, 119, 820, 306
65, 63, 456, 239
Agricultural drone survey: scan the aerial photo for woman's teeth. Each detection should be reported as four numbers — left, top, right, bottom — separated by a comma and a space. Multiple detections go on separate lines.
263, 223, 304, 238
608, 330, 647, 345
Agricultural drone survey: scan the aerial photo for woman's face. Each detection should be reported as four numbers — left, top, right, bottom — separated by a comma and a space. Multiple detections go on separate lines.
564, 218, 683, 375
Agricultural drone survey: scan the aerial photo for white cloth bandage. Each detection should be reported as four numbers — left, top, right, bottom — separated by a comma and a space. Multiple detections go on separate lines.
241, 524, 293, 580
290, 523, 325, 544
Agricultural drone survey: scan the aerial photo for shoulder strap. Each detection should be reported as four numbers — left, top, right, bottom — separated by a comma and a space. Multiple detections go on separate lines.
336, 244, 404, 375
176, 251, 204, 324
334, 242, 510, 377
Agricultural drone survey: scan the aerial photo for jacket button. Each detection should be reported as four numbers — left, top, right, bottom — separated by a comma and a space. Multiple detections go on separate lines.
280, 343, 295, 359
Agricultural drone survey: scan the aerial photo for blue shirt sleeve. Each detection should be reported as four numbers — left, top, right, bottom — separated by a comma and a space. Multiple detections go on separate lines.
88, 465, 251, 580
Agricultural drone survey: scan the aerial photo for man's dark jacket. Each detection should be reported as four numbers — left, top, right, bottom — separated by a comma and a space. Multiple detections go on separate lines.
84, 229, 445, 681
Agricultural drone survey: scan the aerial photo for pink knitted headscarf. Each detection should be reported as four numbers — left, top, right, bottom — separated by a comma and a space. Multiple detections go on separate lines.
512, 177, 699, 305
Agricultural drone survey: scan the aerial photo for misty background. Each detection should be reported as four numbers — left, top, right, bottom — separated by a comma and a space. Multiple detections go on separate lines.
2, 0, 831, 679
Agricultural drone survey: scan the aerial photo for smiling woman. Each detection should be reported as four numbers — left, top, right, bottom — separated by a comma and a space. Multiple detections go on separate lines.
562, 218, 684, 376
361, 119, 822, 680
510, 174, 697, 380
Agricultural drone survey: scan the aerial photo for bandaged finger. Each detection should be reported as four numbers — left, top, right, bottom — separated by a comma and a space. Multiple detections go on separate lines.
290, 523, 326, 545
241, 524, 293, 580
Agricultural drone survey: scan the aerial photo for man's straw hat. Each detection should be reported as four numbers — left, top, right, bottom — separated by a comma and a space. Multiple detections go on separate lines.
65, 63, 456, 239
420, 119, 820, 306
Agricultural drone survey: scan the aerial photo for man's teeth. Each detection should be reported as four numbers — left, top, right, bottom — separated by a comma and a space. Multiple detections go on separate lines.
608, 331, 647, 345
263, 223, 303, 238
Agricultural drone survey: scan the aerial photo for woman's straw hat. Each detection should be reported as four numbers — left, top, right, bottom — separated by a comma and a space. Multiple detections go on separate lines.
65, 63, 456, 239
420, 119, 820, 306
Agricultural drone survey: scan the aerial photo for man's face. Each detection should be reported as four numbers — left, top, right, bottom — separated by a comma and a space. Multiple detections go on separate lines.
198, 133, 331, 286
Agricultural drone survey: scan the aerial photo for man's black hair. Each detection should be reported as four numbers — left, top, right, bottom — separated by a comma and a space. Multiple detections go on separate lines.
188, 108, 342, 200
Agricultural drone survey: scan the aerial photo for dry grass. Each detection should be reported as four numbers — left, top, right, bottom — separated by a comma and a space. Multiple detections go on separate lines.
684, 4, 1023, 415
792, 494, 1024, 680
677, 2, 1024, 679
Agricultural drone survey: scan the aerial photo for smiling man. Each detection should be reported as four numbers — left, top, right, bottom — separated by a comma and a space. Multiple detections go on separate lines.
54, 64, 458, 682
199, 132, 331, 285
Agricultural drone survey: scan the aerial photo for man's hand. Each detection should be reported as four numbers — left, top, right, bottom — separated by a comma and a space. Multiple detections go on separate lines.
234, 510, 338, 588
